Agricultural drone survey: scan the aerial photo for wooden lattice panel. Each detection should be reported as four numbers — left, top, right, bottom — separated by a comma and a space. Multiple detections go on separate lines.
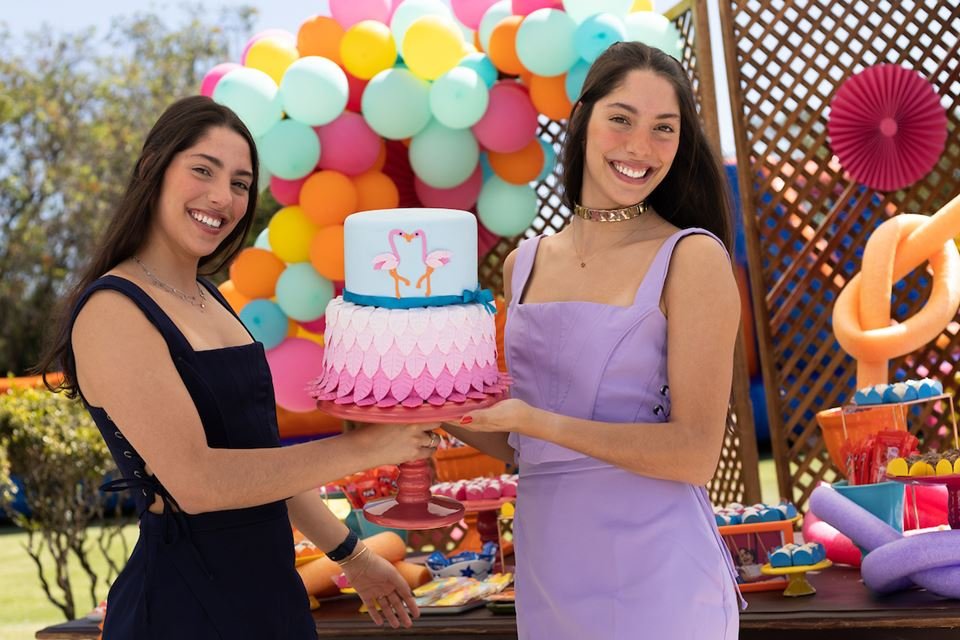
477, 1, 760, 507
720, 0, 960, 509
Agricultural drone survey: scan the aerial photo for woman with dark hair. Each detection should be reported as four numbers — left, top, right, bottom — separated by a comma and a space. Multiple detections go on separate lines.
442, 43, 744, 638
37, 95, 435, 637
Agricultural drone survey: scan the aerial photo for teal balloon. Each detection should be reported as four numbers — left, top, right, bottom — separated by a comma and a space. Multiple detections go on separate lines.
478, 0, 512, 52
535, 139, 557, 183
212, 67, 282, 138
565, 58, 591, 102
362, 68, 432, 139
479, 152, 494, 181
254, 228, 272, 250
477, 176, 538, 236
279, 56, 348, 126
624, 12, 683, 60
409, 120, 480, 189
563, 0, 632, 24
239, 299, 288, 350
575, 13, 627, 63
459, 53, 498, 88
515, 9, 578, 77
275, 263, 334, 322
390, 0, 452, 45
258, 120, 321, 180
429, 67, 489, 129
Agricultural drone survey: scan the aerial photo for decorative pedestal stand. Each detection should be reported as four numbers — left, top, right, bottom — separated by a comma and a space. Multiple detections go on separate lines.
761, 560, 833, 596
318, 389, 508, 530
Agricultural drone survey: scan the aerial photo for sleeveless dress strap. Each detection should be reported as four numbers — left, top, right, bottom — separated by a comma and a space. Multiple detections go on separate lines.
72, 275, 196, 358
508, 235, 543, 310
197, 277, 257, 341
633, 227, 727, 307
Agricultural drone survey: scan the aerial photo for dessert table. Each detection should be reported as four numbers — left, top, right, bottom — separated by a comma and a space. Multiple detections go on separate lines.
35, 567, 960, 639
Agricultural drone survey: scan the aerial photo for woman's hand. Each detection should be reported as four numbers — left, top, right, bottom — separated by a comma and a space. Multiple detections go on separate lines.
459, 398, 536, 434
345, 422, 442, 467
340, 545, 420, 628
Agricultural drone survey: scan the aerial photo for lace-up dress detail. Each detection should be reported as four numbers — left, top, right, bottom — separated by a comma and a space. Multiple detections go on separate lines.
505, 229, 743, 640
71, 276, 315, 639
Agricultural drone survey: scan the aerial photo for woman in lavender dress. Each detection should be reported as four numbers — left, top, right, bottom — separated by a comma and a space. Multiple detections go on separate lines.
444, 43, 744, 639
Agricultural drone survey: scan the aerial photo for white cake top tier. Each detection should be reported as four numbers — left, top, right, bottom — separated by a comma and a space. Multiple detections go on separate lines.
343, 208, 479, 302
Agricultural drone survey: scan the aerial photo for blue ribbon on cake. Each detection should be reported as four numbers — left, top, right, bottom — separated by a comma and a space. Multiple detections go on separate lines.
343, 288, 497, 314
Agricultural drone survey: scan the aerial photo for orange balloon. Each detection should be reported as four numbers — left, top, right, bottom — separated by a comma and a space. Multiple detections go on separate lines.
353, 170, 399, 211
488, 138, 545, 185
229, 248, 286, 299
487, 16, 525, 76
300, 170, 358, 227
518, 69, 533, 88
297, 15, 344, 65
217, 280, 251, 313
372, 139, 387, 171
529, 73, 573, 121
309, 225, 346, 281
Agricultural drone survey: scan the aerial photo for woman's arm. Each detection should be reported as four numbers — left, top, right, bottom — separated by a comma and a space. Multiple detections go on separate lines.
286, 491, 419, 628
461, 236, 740, 485
72, 290, 439, 514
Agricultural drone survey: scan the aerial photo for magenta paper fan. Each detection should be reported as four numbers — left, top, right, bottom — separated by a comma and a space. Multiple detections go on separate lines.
827, 64, 947, 192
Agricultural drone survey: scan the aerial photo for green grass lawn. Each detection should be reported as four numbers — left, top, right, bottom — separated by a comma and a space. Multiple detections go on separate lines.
0, 522, 139, 640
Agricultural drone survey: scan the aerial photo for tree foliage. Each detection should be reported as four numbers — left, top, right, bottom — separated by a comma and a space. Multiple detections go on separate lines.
0, 6, 267, 376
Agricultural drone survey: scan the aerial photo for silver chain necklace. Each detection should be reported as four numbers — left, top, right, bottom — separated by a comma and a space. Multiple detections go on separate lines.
133, 256, 206, 311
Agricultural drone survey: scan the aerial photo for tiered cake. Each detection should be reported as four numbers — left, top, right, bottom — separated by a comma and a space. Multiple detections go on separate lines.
312, 208, 506, 409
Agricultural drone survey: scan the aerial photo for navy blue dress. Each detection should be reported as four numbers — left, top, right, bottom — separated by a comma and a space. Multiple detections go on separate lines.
70, 275, 316, 639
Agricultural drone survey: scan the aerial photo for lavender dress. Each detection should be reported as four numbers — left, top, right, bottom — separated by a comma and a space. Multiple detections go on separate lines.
506, 228, 744, 640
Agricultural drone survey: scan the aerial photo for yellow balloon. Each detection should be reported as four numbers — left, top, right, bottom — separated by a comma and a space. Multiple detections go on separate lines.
295, 326, 325, 346
267, 206, 318, 263
341, 20, 397, 80
245, 37, 299, 85
631, 0, 654, 10
402, 15, 465, 81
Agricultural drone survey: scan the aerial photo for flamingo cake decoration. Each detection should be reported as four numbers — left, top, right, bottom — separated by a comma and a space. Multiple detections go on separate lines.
372, 228, 452, 298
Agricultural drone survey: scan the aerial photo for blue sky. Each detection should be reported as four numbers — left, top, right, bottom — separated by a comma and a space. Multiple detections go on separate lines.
3, 0, 735, 154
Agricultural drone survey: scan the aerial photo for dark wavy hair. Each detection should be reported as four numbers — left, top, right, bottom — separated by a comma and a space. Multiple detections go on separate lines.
37, 95, 259, 396
560, 41, 732, 249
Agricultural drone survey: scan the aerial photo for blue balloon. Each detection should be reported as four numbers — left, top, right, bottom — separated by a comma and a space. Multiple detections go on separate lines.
565, 58, 591, 102
429, 67, 489, 129
458, 53, 498, 88
362, 68, 431, 139
515, 9, 579, 77
275, 263, 334, 322
477, 176, 538, 236
409, 120, 480, 188
279, 56, 348, 126
479, 152, 495, 181
239, 299, 288, 350
258, 119, 321, 180
574, 13, 627, 63
535, 139, 558, 183
212, 67, 282, 138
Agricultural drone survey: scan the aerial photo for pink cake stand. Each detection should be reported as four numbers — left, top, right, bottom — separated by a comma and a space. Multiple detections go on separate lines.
887, 473, 960, 529
318, 387, 509, 530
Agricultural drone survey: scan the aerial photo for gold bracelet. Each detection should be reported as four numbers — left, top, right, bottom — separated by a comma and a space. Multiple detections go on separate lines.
336, 544, 369, 567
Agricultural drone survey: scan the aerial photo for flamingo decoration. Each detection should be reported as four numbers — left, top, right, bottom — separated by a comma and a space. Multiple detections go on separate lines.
407, 229, 451, 297
372, 229, 411, 298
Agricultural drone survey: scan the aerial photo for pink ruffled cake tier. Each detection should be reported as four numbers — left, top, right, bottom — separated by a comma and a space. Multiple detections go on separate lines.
310, 298, 505, 409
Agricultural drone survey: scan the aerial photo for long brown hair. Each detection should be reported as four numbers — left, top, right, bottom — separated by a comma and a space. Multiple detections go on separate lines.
560, 41, 732, 249
37, 95, 259, 397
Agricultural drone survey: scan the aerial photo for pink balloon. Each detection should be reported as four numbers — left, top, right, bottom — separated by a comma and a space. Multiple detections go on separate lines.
269, 175, 308, 206
200, 62, 241, 98
265, 338, 325, 413
414, 165, 483, 209
330, 0, 391, 28
511, 0, 563, 16
299, 316, 326, 334
315, 112, 381, 176
387, 0, 404, 22
240, 29, 296, 65
451, 0, 501, 29
472, 81, 540, 153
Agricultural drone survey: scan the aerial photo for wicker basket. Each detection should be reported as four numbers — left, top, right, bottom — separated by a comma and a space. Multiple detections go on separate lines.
433, 445, 507, 482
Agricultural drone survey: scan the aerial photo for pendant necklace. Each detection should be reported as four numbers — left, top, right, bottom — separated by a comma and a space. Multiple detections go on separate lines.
134, 256, 206, 311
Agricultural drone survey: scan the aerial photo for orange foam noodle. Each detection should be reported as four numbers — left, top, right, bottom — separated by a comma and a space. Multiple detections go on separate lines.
296, 531, 406, 597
